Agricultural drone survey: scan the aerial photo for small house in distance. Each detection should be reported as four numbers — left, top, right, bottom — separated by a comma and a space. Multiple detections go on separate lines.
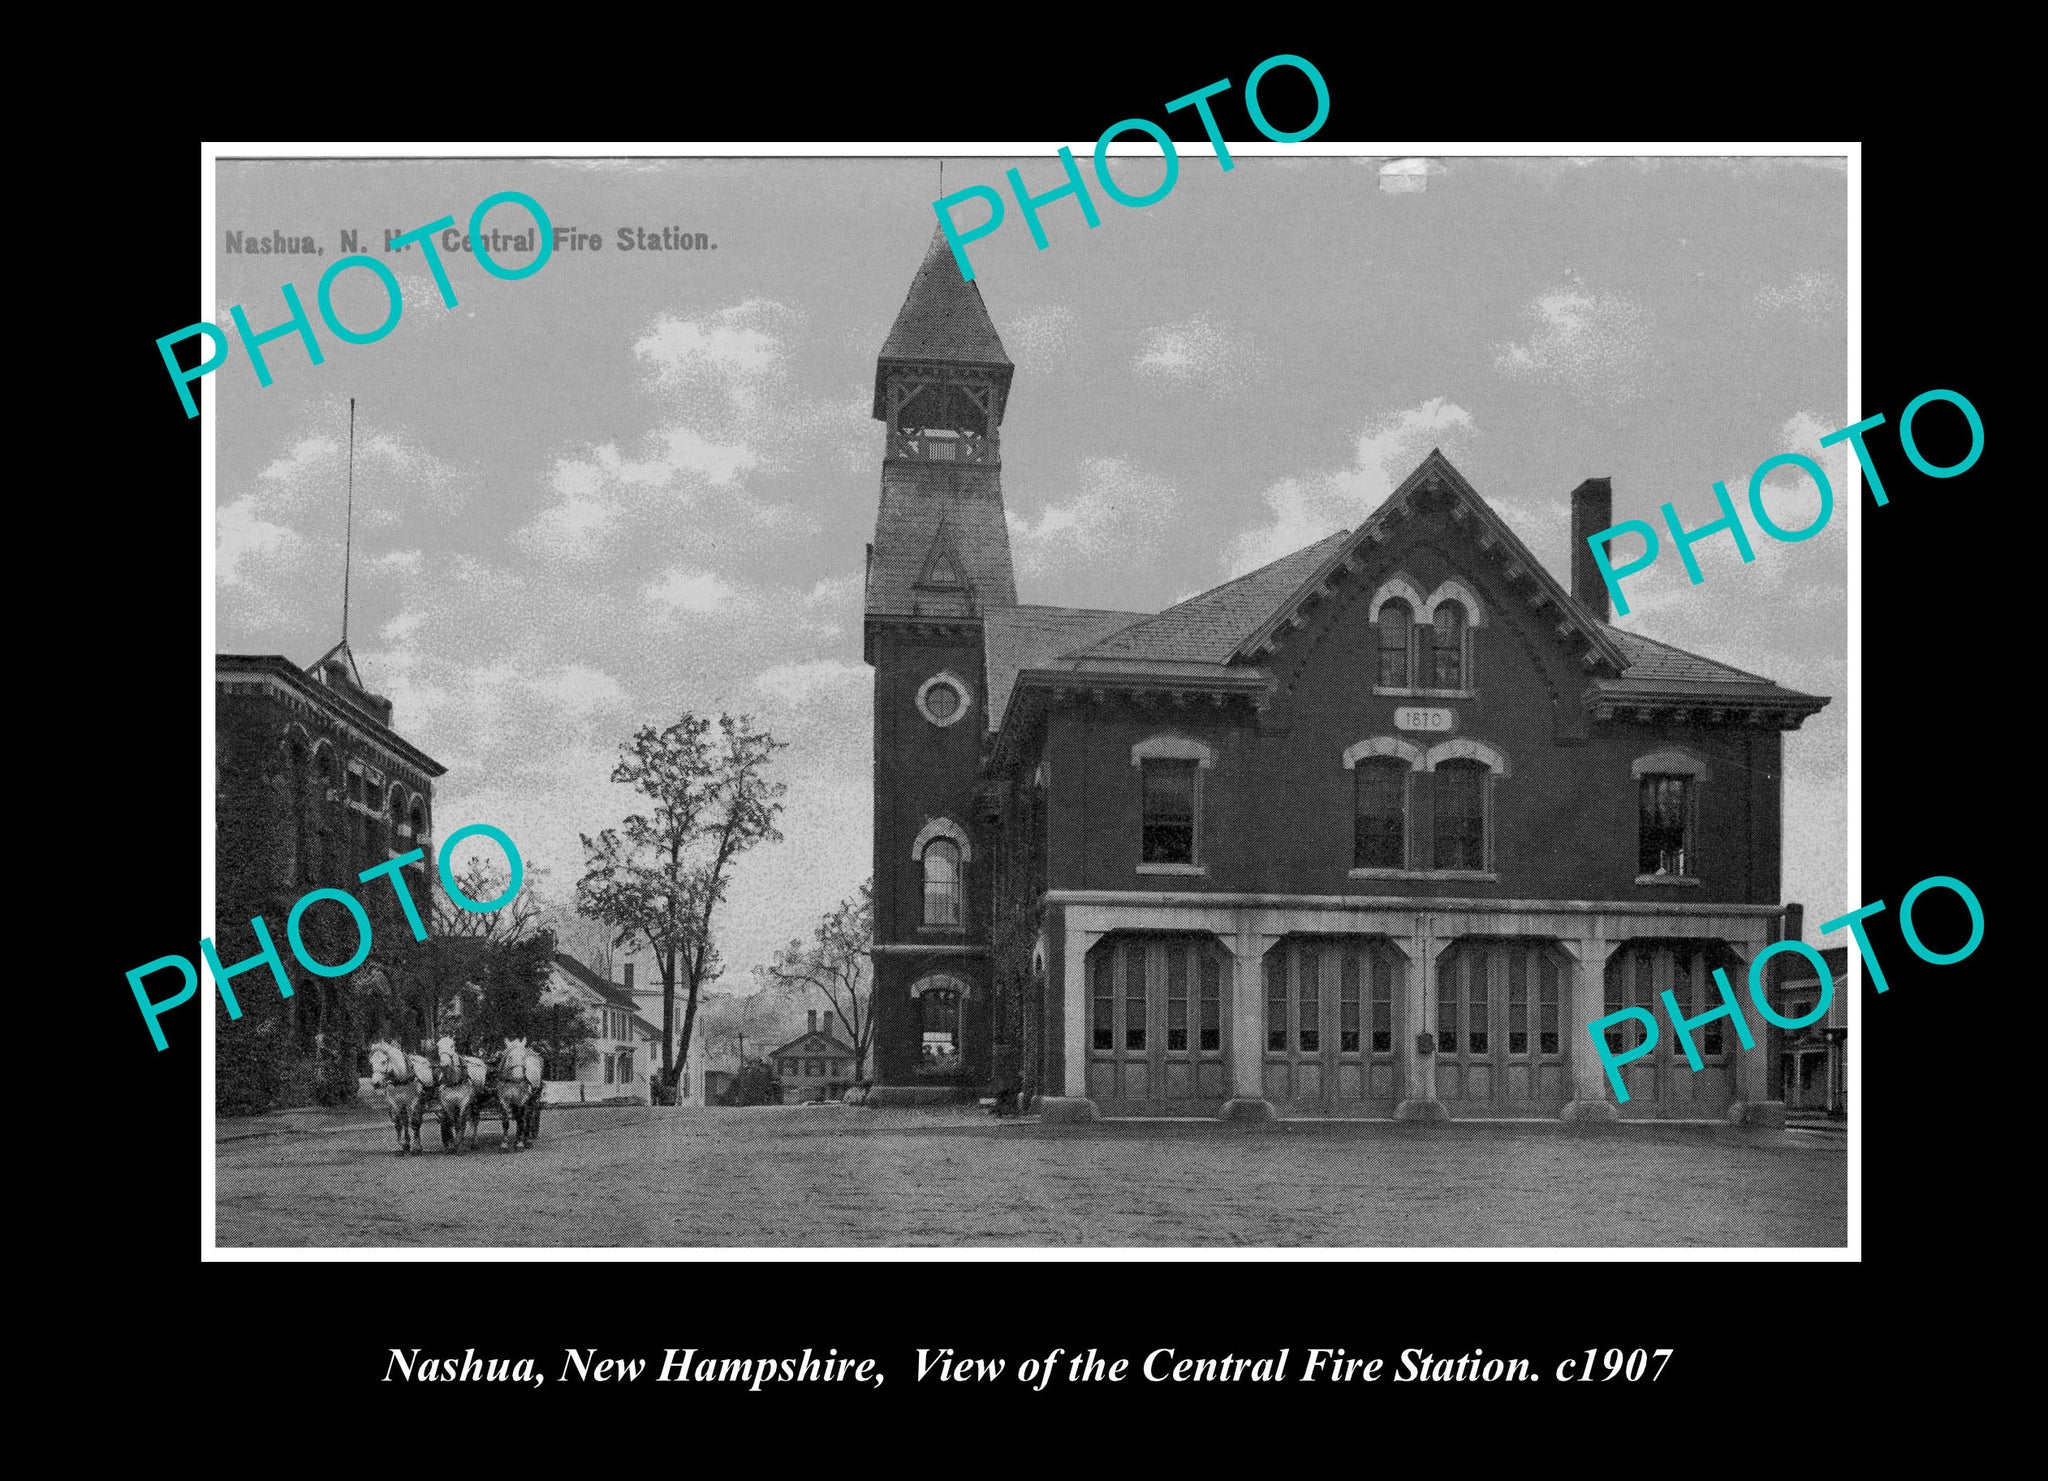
767, 1011, 860, 1103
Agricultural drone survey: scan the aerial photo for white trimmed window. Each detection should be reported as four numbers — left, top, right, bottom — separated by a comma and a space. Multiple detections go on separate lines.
1423, 739, 1508, 875
1633, 749, 1707, 881
1131, 736, 1213, 872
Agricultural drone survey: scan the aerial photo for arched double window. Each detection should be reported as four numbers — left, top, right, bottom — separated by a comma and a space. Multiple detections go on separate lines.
1371, 576, 1482, 692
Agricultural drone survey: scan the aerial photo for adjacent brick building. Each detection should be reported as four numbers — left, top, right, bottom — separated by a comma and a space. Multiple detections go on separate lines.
863, 231, 1830, 1122
215, 639, 446, 1083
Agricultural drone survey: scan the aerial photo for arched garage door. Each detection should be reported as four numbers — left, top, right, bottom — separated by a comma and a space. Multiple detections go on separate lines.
1434, 938, 1572, 1117
1085, 934, 1230, 1115
1602, 940, 1740, 1119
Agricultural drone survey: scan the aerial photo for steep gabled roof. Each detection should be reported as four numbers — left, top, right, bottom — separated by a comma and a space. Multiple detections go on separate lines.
982, 604, 1153, 729
766, 1028, 858, 1060
1058, 532, 1353, 666
550, 952, 639, 1012
1231, 450, 1630, 672
872, 228, 1012, 418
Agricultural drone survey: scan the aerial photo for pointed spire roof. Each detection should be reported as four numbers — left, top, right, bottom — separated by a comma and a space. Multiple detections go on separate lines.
873, 227, 1013, 418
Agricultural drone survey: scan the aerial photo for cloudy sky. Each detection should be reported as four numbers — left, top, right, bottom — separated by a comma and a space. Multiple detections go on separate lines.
214, 154, 1848, 976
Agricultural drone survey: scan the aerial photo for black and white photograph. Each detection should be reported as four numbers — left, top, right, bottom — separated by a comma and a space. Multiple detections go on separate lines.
194, 144, 1858, 1253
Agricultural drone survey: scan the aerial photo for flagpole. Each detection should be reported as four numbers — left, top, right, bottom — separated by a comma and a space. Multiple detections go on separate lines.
342, 397, 355, 643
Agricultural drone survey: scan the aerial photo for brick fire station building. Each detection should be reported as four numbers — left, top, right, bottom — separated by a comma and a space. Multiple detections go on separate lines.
863, 230, 1829, 1123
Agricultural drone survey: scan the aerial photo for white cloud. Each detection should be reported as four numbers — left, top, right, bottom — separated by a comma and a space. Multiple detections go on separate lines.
1008, 457, 1183, 605
1225, 398, 1476, 575
254, 428, 468, 515
1752, 271, 1844, 324
635, 299, 789, 410
217, 496, 299, 585
753, 658, 867, 706
517, 298, 833, 559
1007, 305, 1078, 362
514, 496, 618, 563
645, 568, 740, 613
536, 664, 629, 716
1493, 287, 1652, 406
1132, 315, 1265, 394
380, 609, 424, 642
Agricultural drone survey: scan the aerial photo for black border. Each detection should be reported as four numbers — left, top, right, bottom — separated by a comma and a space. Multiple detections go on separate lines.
100, 49, 1994, 1419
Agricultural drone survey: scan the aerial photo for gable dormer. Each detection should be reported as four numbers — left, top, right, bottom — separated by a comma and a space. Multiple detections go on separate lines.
1233, 450, 1628, 681
915, 520, 970, 599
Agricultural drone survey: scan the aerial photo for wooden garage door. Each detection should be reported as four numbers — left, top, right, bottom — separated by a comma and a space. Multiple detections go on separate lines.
1085, 935, 1230, 1114
1261, 937, 1403, 1117
1602, 941, 1738, 1119
1434, 939, 1571, 1117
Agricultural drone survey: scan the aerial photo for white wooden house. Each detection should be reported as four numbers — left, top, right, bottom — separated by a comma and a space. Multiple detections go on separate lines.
540, 952, 664, 1104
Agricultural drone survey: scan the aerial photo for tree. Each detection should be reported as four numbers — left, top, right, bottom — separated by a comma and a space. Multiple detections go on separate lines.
576, 715, 786, 1095
757, 881, 875, 1079
698, 987, 793, 1067
717, 1059, 783, 1107
435, 853, 551, 943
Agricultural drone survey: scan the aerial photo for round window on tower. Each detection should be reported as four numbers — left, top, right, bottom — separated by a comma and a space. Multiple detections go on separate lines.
916, 672, 972, 728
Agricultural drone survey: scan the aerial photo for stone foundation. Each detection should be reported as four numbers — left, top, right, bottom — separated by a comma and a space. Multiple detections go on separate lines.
1035, 1096, 1100, 1124
1726, 1100, 1788, 1128
863, 1084, 980, 1108
1217, 1097, 1277, 1122
1559, 1099, 1621, 1123
1394, 1099, 1449, 1121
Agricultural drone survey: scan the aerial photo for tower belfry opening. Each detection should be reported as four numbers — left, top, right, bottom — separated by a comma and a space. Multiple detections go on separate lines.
873, 228, 1014, 467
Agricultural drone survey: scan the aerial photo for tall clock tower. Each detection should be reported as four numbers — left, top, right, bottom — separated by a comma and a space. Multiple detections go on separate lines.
863, 228, 1016, 1099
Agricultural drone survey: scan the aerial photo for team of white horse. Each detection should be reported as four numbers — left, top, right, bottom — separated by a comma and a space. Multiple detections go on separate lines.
366, 1037, 548, 1155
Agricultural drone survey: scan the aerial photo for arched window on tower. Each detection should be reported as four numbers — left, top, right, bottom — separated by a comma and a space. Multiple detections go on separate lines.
922, 837, 962, 927
1432, 601, 1467, 688
1377, 600, 1412, 688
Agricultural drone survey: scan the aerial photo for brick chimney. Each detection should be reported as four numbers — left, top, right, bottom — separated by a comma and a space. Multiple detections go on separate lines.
1569, 476, 1614, 622
622, 963, 634, 991
808, 1009, 818, 1034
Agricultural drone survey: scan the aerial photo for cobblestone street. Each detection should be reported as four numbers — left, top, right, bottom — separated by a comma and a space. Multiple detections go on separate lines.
214, 1104, 1846, 1248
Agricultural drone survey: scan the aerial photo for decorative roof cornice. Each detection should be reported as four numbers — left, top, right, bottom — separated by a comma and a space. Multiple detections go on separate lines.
216, 654, 447, 777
